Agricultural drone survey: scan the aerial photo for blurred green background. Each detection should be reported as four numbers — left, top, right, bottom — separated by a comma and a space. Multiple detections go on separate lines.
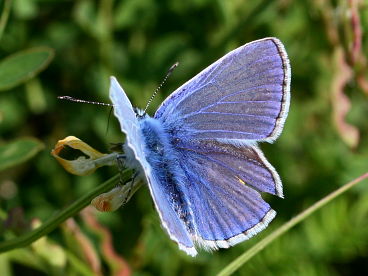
1, 0, 368, 275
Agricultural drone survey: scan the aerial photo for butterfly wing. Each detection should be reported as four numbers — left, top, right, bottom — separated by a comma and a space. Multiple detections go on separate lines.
109, 77, 197, 256
153, 38, 290, 250
176, 140, 277, 248
155, 37, 290, 143
110, 37, 290, 254
109, 77, 147, 166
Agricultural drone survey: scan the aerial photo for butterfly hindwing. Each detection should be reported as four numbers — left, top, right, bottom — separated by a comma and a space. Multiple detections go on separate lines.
172, 140, 278, 248
176, 139, 283, 197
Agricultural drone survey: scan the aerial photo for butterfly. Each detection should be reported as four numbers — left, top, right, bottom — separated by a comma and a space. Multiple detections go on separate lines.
109, 37, 290, 256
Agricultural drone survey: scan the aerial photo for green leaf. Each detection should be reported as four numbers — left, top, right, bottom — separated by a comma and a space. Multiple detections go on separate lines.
0, 138, 44, 171
0, 47, 54, 91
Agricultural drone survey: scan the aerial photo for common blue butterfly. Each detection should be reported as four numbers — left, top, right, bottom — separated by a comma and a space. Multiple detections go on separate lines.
110, 37, 290, 256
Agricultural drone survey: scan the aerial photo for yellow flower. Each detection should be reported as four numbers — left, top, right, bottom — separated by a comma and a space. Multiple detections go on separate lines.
51, 136, 139, 211
51, 136, 117, 176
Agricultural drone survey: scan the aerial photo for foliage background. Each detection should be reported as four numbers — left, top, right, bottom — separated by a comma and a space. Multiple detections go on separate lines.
1, 0, 368, 275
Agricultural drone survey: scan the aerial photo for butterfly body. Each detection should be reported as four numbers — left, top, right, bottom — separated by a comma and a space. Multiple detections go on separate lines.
110, 38, 291, 256
139, 115, 194, 228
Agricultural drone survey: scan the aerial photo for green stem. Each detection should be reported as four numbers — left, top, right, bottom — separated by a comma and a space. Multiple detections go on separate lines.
217, 172, 368, 276
0, 170, 132, 253
0, 0, 13, 41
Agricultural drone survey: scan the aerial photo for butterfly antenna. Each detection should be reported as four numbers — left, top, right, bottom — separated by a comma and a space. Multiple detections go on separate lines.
58, 96, 113, 107
143, 62, 179, 114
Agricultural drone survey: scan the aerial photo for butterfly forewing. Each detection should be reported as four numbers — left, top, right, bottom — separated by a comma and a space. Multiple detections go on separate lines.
155, 38, 290, 143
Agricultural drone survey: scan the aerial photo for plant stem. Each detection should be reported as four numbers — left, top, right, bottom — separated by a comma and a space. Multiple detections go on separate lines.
0, 0, 13, 41
0, 170, 133, 253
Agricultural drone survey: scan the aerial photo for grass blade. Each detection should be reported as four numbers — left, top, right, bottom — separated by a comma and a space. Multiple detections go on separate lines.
217, 172, 368, 276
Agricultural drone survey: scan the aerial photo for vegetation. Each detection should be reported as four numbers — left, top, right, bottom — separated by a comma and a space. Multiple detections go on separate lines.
1, 0, 368, 275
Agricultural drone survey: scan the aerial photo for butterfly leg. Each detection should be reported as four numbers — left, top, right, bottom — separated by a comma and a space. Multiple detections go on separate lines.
91, 154, 139, 211
121, 171, 139, 205
116, 153, 126, 170
116, 153, 138, 205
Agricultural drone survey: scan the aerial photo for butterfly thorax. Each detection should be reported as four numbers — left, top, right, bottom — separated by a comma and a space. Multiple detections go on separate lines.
137, 116, 194, 232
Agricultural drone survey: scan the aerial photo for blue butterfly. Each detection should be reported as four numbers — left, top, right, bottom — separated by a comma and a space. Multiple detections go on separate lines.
110, 37, 290, 256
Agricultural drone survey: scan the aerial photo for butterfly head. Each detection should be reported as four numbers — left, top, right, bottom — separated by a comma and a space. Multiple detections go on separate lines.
134, 107, 148, 120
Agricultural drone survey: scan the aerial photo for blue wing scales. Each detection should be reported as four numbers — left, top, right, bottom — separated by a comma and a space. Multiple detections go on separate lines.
155, 37, 290, 143
177, 144, 276, 248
